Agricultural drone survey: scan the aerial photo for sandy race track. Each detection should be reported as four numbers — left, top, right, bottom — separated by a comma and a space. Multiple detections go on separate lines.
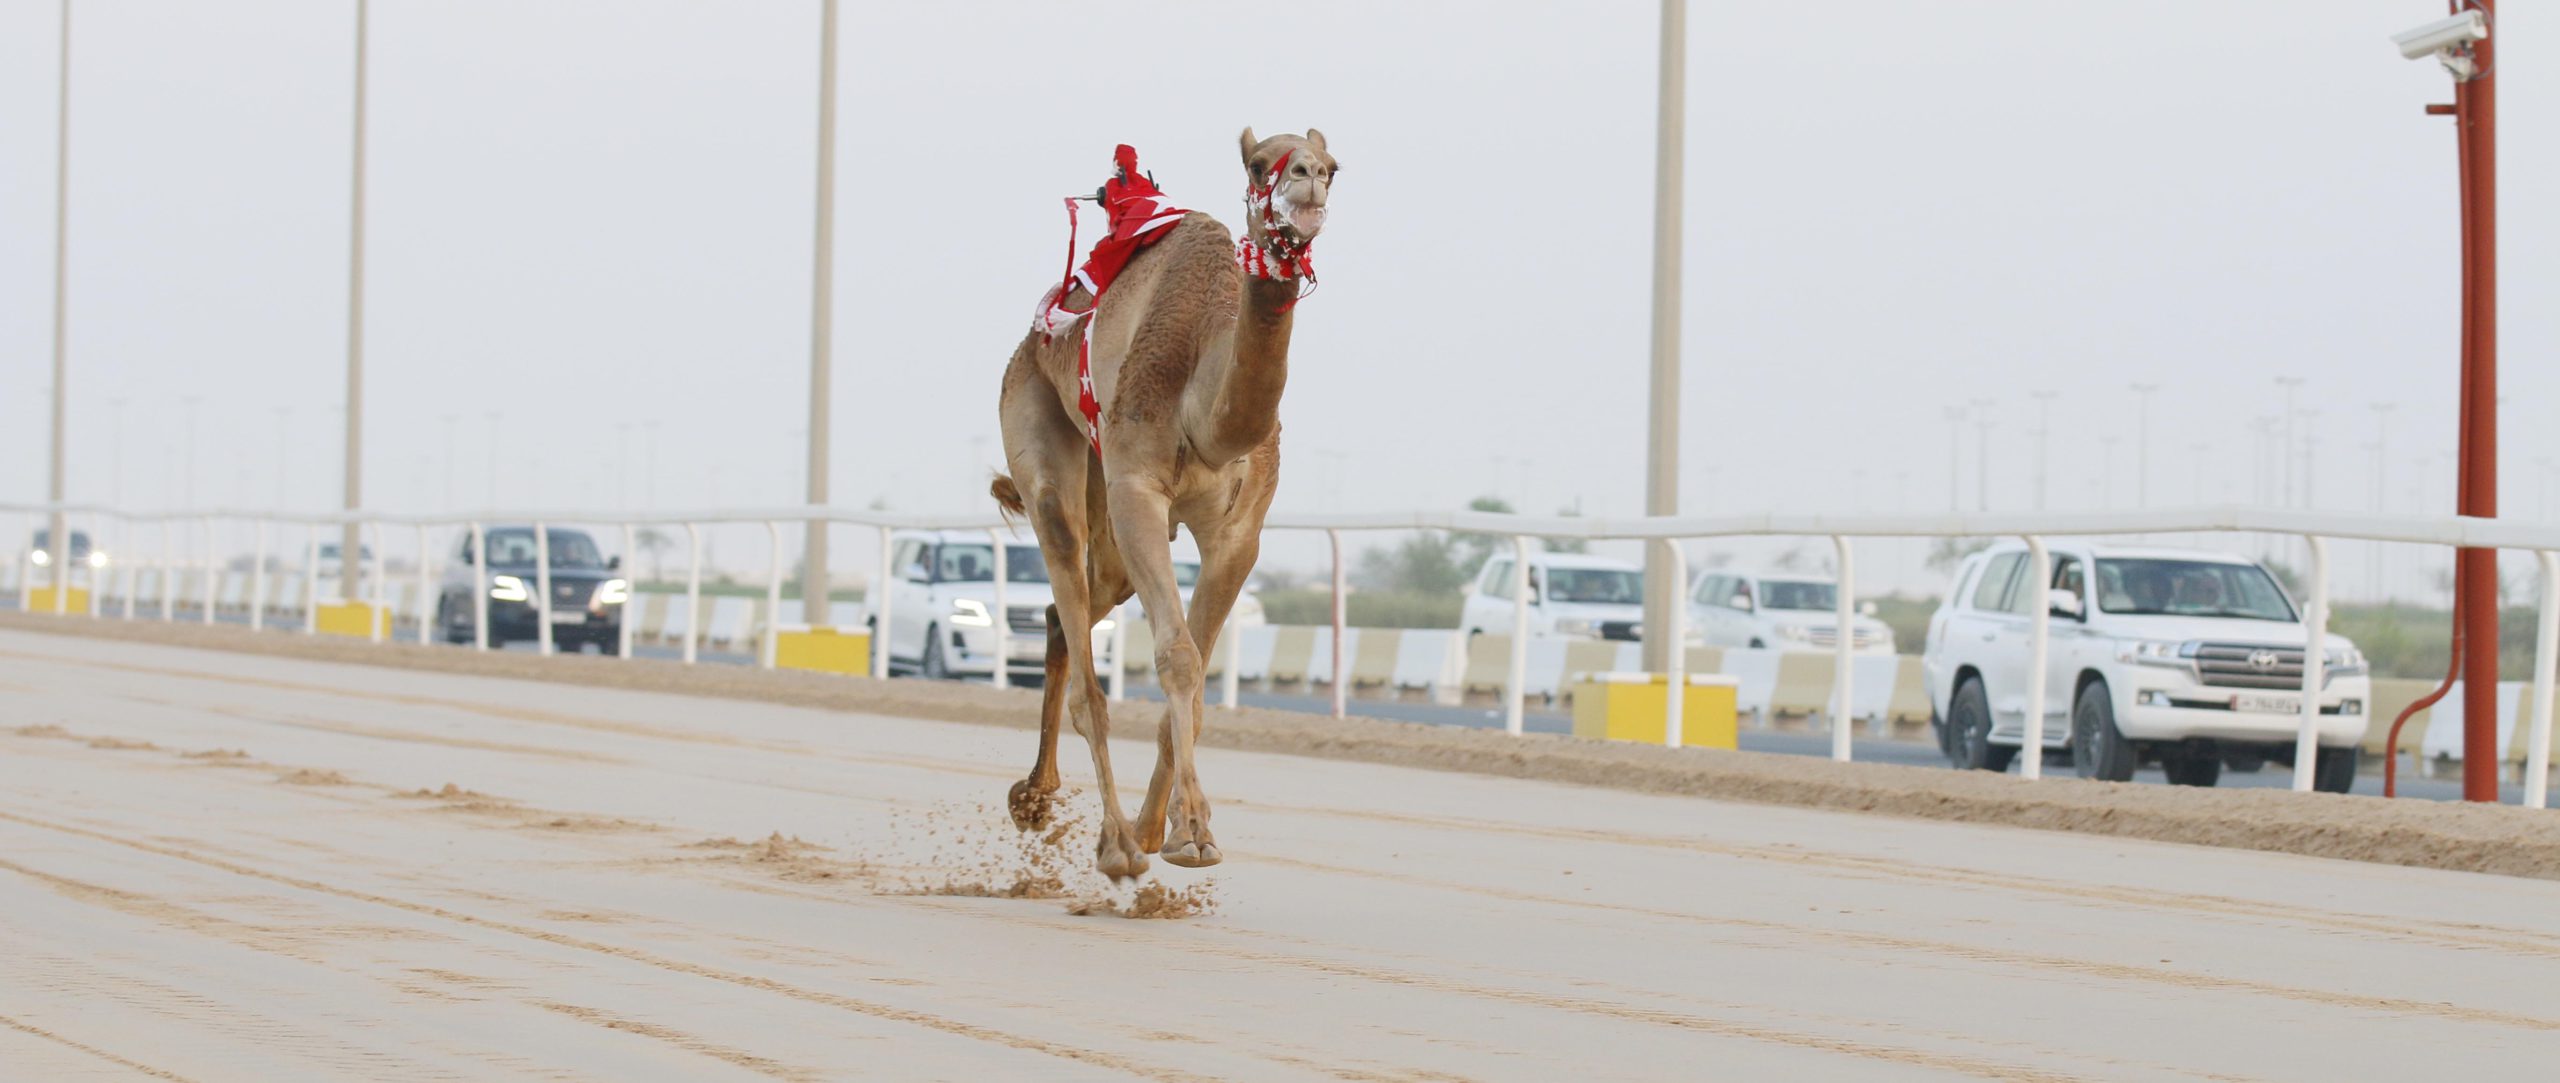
2, 626, 2556, 1080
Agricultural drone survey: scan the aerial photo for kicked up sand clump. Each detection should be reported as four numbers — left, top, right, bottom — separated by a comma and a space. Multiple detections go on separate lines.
878, 792, 1219, 919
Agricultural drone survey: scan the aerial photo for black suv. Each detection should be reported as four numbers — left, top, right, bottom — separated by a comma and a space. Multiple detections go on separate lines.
436, 526, 627, 652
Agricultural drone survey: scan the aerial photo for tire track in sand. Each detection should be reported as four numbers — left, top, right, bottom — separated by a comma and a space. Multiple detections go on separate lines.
0, 808, 1210, 1083
0, 1012, 198, 1082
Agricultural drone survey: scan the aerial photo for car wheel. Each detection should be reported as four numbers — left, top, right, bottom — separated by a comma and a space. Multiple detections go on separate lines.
1949, 678, 2015, 772
2071, 681, 2137, 782
2313, 746, 2359, 794
920, 624, 951, 681
2161, 750, 2222, 787
2221, 748, 2267, 774
1749, 638, 1767, 649
598, 633, 621, 657
439, 597, 470, 645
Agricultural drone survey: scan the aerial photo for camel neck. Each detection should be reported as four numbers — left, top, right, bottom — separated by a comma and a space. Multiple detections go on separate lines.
1191, 273, 1297, 464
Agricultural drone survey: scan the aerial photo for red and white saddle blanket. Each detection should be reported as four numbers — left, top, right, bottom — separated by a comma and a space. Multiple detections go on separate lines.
1032, 145, 1192, 454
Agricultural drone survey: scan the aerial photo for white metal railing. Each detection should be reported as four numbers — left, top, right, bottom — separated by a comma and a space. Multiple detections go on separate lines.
6, 500, 2557, 807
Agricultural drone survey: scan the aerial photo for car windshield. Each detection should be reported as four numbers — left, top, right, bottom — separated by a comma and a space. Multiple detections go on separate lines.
937, 544, 1049, 583
1173, 562, 1200, 588
484, 529, 607, 569
1760, 580, 1837, 611
1547, 568, 1641, 604
2096, 559, 2296, 621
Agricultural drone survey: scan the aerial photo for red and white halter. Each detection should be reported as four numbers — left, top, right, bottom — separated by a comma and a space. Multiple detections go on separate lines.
1037, 151, 1318, 457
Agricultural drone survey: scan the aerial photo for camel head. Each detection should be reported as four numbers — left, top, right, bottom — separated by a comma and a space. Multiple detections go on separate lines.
1238, 127, 1337, 251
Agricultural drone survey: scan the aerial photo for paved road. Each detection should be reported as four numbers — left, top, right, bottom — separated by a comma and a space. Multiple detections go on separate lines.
1, 627, 2554, 1080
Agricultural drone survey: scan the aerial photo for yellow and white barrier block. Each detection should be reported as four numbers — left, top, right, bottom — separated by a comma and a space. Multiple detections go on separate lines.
1571, 672, 1740, 750
775, 625, 872, 676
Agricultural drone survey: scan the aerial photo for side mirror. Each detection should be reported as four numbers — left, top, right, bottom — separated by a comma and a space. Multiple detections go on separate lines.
1730, 593, 1754, 612
2048, 589, 2085, 621
1859, 600, 1879, 617
608, 555, 622, 571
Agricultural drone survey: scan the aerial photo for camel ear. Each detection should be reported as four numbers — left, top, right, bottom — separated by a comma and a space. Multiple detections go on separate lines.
1237, 127, 1260, 168
1304, 128, 1326, 153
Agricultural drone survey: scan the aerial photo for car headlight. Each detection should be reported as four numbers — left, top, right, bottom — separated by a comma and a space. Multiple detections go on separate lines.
2117, 639, 2187, 666
1776, 623, 1813, 642
86, 552, 108, 569
2325, 647, 2367, 676
29, 550, 49, 567
489, 574, 529, 602
594, 578, 629, 606
950, 598, 993, 627
1552, 617, 1597, 637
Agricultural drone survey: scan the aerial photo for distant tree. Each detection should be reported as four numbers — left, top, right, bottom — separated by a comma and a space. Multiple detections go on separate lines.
1546, 505, 1589, 554
1449, 495, 1514, 576
635, 527, 675, 580
1925, 536, 1992, 573
1354, 533, 1469, 596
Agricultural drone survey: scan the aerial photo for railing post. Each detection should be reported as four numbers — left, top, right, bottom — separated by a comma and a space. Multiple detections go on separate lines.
301, 524, 319, 634
1108, 602, 1127, 702
414, 523, 432, 645
618, 522, 635, 660
368, 521, 387, 643
763, 520, 784, 669
988, 528, 1009, 690
469, 521, 488, 651
682, 522, 701, 665
534, 520, 554, 656
1329, 528, 1347, 720
872, 525, 892, 678
2021, 536, 2050, 780
1664, 540, 1688, 748
1505, 535, 1532, 737
199, 516, 216, 625
159, 520, 174, 621
2290, 535, 2330, 793
250, 520, 268, 632
1831, 534, 1855, 762
2529, 550, 2558, 810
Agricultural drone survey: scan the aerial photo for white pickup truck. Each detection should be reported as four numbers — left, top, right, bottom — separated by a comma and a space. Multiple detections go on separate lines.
1923, 542, 2369, 791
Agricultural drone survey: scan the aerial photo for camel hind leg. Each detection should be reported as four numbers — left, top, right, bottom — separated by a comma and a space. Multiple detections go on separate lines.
1005, 604, 1068, 831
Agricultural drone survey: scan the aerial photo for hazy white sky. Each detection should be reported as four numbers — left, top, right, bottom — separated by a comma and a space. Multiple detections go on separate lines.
1, 1, 2551, 592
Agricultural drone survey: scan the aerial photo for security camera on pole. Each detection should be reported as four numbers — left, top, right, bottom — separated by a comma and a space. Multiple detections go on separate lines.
2390, 2, 2496, 802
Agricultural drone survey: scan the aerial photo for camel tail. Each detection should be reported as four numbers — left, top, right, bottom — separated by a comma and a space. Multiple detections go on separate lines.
989, 472, 1027, 525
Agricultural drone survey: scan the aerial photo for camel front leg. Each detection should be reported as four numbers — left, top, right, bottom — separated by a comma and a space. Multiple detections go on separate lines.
1024, 490, 1147, 880
1136, 525, 1261, 852
1108, 483, 1220, 869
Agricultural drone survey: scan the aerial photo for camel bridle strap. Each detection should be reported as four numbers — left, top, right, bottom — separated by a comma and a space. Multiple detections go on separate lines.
1237, 150, 1318, 310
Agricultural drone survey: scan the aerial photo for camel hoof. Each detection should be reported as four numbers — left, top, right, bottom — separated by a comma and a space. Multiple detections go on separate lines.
1136, 813, 1167, 855
1162, 840, 1223, 869
1007, 779, 1056, 832
1095, 825, 1150, 881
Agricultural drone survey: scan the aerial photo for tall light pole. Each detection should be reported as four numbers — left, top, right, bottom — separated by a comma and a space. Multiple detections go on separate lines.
484, 411, 501, 507
2273, 376, 2304, 507
2296, 408, 2321, 509
2029, 390, 2057, 511
107, 396, 126, 507
45, 0, 72, 603
440, 413, 458, 510
799, 0, 841, 625
1969, 397, 1995, 512
643, 418, 661, 509
180, 396, 202, 507
2129, 382, 2160, 507
340, 0, 371, 597
1639, 0, 1687, 673
2369, 401, 2394, 602
1942, 405, 1966, 512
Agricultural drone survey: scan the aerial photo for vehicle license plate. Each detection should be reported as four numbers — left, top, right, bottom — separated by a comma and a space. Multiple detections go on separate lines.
2232, 692, 2299, 714
549, 611, 586, 625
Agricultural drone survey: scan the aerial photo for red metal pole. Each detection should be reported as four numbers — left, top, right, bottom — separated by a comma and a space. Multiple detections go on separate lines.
2454, 1, 2499, 802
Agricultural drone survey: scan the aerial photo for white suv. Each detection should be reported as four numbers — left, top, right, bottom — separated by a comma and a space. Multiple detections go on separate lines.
1458, 552, 1647, 641
880, 529, 1110, 681
1922, 542, 2369, 791
1689, 571, 1894, 653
